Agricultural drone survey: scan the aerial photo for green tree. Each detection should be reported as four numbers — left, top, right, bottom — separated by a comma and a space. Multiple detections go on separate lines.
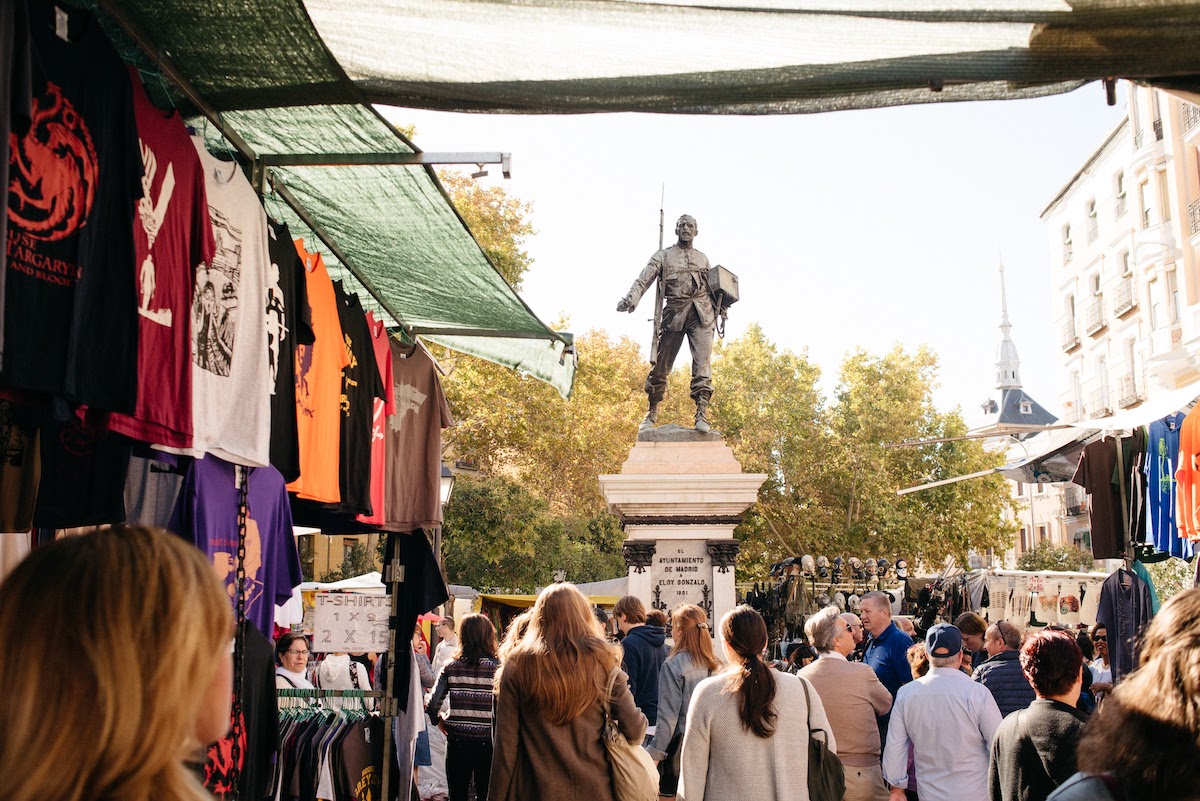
442, 473, 624, 591
825, 346, 1015, 568
439, 170, 535, 289
1144, 556, 1193, 604
319, 541, 377, 582
1016, 540, 1096, 572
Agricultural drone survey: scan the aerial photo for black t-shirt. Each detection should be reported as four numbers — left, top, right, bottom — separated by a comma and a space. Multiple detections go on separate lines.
0, 398, 38, 531
266, 220, 313, 483
204, 620, 280, 801
1, 0, 33, 370
3, 3, 141, 411
384, 529, 449, 707
332, 282, 384, 517
33, 411, 130, 528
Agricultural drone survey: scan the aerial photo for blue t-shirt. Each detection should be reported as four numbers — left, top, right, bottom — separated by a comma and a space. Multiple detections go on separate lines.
1145, 413, 1194, 559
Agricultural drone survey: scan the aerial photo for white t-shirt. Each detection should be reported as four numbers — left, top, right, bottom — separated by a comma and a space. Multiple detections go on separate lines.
188, 137, 272, 467
1090, 657, 1112, 685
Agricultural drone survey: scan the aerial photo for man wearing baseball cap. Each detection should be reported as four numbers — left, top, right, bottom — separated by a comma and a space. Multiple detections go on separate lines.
881, 623, 1002, 801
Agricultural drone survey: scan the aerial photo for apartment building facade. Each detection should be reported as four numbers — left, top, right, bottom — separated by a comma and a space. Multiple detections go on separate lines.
1043, 87, 1200, 420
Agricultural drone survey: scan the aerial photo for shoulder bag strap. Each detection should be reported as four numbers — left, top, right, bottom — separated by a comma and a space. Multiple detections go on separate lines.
278, 671, 298, 688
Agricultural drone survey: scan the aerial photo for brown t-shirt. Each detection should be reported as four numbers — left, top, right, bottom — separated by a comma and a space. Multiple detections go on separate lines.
1072, 437, 1122, 559
382, 342, 452, 532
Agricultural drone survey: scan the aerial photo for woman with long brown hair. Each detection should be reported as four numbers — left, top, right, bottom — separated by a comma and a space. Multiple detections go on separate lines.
488, 583, 646, 801
647, 604, 721, 799
679, 605, 836, 801
427, 614, 501, 801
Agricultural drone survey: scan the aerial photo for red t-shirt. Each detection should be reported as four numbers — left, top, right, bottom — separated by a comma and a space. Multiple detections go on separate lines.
357, 311, 395, 526
106, 67, 214, 447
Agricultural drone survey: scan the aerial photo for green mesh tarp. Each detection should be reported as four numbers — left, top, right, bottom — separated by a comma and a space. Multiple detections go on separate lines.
104, 0, 1200, 115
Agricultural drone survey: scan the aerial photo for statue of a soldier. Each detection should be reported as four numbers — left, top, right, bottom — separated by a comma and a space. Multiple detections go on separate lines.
617, 214, 717, 433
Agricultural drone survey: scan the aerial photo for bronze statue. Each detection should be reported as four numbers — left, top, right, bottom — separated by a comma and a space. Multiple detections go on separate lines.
617, 214, 717, 433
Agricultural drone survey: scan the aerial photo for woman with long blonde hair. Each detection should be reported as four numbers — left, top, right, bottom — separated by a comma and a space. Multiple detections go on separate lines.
0, 526, 234, 801
647, 604, 721, 799
488, 583, 646, 801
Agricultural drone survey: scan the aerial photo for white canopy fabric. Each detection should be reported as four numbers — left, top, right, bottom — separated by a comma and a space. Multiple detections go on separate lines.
298, 570, 387, 594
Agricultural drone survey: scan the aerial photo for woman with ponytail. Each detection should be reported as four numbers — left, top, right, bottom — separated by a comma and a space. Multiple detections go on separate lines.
678, 605, 836, 801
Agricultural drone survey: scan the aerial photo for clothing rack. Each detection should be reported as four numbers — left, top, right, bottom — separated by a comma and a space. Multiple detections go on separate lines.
277, 688, 382, 700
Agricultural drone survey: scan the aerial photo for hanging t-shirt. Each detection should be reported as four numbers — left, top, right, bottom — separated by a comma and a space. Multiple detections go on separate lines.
3, 3, 142, 411
33, 412, 130, 529
357, 311, 395, 527
383, 343, 452, 532
204, 619, 280, 801
1145, 412, 1193, 559
122, 450, 186, 530
287, 240, 348, 504
1175, 404, 1200, 542
266, 220, 313, 483
0, 398, 38, 531
1072, 438, 1125, 560
332, 282, 385, 517
169, 454, 303, 638
106, 68, 214, 449
1095, 567, 1154, 683
0, 0, 33, 369
1116, 427, 1147, 549
189, 137, 271, 467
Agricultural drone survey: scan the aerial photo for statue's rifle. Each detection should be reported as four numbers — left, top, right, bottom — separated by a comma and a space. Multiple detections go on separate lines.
649, 187, 665, 365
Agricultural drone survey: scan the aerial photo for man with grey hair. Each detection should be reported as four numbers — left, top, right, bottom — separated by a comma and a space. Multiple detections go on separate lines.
801, 606, 893, 801
861, 591, 912, 742
972, 620, 1035, 717
841, 611, 867, 661
617, 214, 718, 432
883, 624, 1002, 801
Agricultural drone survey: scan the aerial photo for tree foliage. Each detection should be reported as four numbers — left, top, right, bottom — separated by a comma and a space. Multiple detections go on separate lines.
1016, 540, 1096, 572
442, 473, 624, 591
439, 170, 535, 290
319, 542, 377, 582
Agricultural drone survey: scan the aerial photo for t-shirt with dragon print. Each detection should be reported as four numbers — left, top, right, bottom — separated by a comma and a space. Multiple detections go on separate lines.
383, 340, 452, 532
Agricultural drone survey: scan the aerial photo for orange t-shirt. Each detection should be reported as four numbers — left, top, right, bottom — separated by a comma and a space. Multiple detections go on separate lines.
1176, 406, 1200, 542
286, 240, 349, 503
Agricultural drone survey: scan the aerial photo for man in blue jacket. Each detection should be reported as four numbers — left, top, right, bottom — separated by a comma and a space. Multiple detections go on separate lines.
861, 591, 914, 742
973, 620, 1035, 717
614, 595, 668, 733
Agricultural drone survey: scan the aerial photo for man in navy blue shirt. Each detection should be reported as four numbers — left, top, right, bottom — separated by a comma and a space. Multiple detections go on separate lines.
862, 591, 914, 742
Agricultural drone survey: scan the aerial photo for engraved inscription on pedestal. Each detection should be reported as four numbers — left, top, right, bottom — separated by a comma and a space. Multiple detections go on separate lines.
651, 540, 711, 613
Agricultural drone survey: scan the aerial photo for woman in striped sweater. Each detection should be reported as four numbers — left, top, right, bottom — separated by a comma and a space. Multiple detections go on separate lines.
426, 614, 501, 801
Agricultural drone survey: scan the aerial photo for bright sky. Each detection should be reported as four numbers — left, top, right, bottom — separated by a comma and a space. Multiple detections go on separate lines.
384, 86, 1126, 420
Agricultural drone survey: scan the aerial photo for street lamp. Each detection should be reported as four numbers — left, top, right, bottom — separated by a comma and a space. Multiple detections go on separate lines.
440, 463, 456, 508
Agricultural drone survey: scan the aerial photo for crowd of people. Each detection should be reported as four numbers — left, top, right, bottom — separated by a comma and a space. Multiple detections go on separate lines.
1, 526, 1197, 801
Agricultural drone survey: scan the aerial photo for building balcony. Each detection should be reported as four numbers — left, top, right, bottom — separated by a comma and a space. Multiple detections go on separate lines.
1060, 319, 1081, 352
1089, 388, 1113, 418
1116, 195, 1127, 218
1087, 219, 1099, 243
1063, 486, 1087, 517
1134, 129, 1145, 149
1153, 118, 1164, 141
1118, 370, 1144, 409
1062, 401, 1085, 423
1113, 277, 1138, 317
1062, 242, 1073, 265
1190, 198, 1200, 237
1186, 103, 1200, 134
1083, 298, 1107, 336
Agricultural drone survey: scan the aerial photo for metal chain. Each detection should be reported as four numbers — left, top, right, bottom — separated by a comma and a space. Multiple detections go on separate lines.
228, 465, 250, 801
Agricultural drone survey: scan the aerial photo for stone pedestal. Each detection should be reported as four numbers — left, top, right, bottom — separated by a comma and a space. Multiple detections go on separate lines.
599, 426, 766, 654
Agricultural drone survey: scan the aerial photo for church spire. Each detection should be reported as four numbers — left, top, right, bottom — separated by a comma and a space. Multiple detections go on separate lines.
995, 262, 1021, 390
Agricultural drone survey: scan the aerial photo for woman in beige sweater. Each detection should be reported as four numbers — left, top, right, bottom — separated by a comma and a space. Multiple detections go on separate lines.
679, 605, 837, 801
488, 583, 647, 801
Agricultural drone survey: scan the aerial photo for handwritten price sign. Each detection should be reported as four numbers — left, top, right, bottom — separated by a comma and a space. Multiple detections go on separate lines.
313, 593, 390, 653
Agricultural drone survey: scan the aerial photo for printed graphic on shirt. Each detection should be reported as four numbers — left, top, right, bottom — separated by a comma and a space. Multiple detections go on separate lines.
193, 208, 242, 377
296, 342, 314, 418
0, 402, 30, 467
1156, 435, 1174, 495
265, 259, 286, 389
391, 382, 427, 432
211, 515, 263, 613
341, 332, 358, 416
136, 139, 175, 327
203, 707, 247, 798
7, 82, 97, 244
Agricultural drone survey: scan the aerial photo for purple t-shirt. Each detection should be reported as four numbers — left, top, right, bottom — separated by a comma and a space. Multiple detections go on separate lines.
169, 454, 302, 637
